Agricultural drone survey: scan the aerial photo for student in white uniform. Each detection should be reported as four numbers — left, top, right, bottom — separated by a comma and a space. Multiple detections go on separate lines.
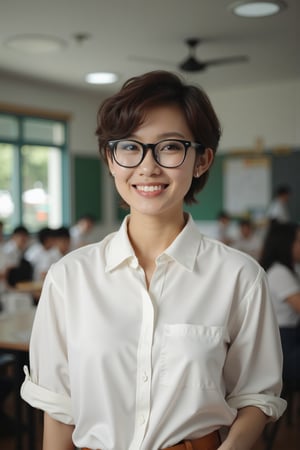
214, 211, 234, 245
21, 71, 286, 450
70, 214, 97, 250
266, 185, 291, 224
260, 222, 300, 386
3, 225, 30, 270
231, 218, 262, 260
25, 227, 60, 281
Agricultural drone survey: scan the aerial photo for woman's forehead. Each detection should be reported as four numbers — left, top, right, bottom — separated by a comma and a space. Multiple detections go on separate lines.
131, 104, 192, 138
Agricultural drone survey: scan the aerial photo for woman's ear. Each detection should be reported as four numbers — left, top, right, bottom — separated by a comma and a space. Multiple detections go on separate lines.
194, 147, 214, 178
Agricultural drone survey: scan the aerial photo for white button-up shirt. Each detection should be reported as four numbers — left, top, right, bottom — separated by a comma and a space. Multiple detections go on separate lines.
21, 215, 286, 450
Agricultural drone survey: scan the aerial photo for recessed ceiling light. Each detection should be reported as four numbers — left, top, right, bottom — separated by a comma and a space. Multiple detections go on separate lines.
85, 72, 118, 85
4, 34, 66, 53
229, 1, 287, 17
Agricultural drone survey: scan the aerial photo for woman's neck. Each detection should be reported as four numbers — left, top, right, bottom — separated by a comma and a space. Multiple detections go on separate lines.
127, 212, 187, 286
128, 212, 186, 254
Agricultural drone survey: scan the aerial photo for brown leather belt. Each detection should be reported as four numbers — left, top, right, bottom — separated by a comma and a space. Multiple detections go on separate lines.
82, 429, 221, 450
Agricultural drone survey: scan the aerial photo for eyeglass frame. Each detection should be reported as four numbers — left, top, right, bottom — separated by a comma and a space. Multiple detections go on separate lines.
107, 139, 205, 169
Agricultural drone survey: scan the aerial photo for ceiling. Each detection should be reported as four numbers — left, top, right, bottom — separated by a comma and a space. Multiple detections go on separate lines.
1, 0, 299, 96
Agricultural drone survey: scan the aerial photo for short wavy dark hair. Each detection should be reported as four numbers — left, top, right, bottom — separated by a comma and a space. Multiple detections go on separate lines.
96, 70, 221, 204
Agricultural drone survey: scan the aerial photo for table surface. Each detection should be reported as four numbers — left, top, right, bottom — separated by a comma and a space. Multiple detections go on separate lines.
15, 280, 43, 296
0, 308, 36, 351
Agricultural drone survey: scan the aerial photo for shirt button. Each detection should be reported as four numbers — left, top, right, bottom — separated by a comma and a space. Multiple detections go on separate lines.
139, 415, 145, 425
142, 373, 148, 382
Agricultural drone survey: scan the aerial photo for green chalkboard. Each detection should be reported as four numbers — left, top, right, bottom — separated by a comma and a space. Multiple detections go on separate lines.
185, 155, 224, 220
73, 156, 102, 221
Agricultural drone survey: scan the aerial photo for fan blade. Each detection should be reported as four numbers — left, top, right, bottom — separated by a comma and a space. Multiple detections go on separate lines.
204, 55, 249, 67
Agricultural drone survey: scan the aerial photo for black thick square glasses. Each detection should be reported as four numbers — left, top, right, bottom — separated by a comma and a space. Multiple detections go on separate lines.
107, 139, 205, 169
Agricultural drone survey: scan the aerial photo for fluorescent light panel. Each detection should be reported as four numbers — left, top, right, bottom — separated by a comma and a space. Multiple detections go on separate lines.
230, 1, 286, 17
5, 34, 66, 53
85, 72, 118, 84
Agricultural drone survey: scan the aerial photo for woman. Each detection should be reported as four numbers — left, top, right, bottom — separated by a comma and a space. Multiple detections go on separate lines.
21, 71, 286, 450
260, 221, 300, 386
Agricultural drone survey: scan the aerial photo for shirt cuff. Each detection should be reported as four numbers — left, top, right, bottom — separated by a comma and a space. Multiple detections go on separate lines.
227, 393, 287, 421
20, 366, 74, 425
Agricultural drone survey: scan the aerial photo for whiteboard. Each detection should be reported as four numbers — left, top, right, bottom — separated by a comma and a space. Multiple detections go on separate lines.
224, 157, 271, 215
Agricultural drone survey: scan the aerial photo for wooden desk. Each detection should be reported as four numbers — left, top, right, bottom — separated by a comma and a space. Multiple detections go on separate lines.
0, 308, 35, 351
0, 308, 36, 450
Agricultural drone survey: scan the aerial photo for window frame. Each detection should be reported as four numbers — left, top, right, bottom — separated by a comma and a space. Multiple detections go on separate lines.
0, 105, 70, 232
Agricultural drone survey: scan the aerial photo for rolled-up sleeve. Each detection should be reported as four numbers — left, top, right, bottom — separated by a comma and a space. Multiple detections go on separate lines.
20, 269, 74, 424
224, 269, 287, 420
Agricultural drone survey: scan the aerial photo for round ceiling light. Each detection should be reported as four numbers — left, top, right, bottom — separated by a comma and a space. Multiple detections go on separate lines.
4, 34, 67, 53
85, 72, 118, 85
229, 1, 287, 17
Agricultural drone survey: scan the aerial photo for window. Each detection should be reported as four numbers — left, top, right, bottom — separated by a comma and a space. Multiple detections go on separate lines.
0, 111, 69, 233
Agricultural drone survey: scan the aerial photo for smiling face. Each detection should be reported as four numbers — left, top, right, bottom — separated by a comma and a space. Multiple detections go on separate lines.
107, 104, 213, 221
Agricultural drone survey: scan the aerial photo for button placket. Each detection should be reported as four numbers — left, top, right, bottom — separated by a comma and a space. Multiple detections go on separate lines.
129, 289, 154, 450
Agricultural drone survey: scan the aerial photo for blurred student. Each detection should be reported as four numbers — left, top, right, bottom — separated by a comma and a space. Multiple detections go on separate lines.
232, 218, 262, 260
3, 225, 30, 270
266, 184, 291, 224
260, 222, 300, 386
54, 226, 71, 257
2, 225, 33, 287
215, 210, 234, 245
70, 214, 97, 249
25, 227, 60, 281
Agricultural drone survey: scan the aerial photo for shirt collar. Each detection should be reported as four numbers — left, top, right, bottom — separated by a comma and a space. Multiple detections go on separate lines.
105, 216, 136, 272
162, 214, 202, 271
105, 213, 202, 273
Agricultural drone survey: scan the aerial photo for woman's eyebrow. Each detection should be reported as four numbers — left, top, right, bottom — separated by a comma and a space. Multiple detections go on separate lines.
130, 132, 187, 140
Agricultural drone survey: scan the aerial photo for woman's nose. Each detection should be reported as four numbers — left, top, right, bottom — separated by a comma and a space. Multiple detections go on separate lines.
138, 148, 161, 175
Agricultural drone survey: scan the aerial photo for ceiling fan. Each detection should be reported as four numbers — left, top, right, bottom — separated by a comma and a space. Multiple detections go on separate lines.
129, 38, 249, 73
179, 38, 249, 72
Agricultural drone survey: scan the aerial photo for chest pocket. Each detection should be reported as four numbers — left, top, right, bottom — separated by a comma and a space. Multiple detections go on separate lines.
159, 323, 228, 390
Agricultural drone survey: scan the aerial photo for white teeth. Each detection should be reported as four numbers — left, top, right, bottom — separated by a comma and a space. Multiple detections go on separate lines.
136, 185, 163, 192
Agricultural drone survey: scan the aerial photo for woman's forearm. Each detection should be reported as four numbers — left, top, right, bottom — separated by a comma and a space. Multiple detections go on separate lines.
219, 406, 268, 450
43, 413, 75, 450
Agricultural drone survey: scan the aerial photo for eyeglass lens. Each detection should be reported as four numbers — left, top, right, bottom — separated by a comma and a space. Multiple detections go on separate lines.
113, 140, 187, 168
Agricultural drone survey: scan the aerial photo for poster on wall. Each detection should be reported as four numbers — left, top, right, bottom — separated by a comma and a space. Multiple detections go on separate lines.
223, 157, 271, 219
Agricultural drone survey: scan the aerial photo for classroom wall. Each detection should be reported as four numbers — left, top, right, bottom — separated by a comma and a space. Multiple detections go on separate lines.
1, 72, 299, 231
1, 73, 299, 152
210, 79, 300, 151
